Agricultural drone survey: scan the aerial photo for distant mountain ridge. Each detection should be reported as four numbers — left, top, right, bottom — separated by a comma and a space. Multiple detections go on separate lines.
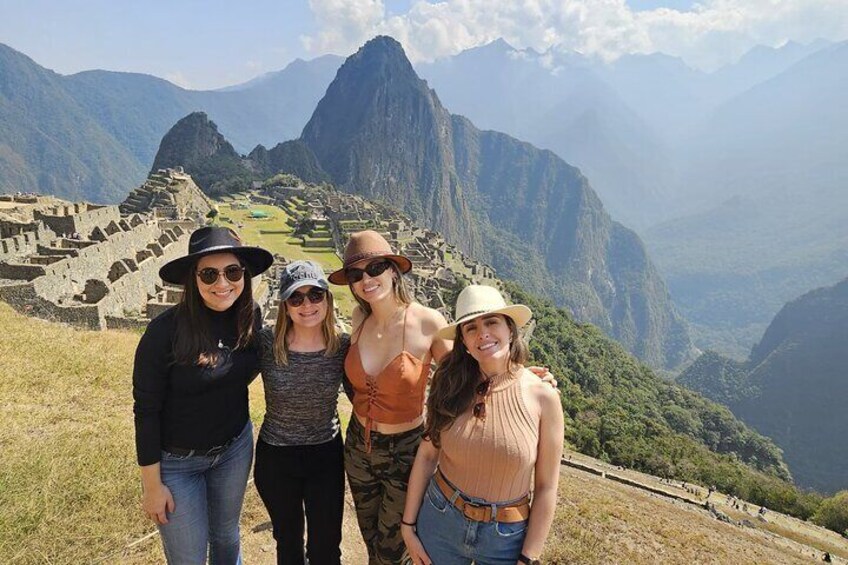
294, 36, 694, 370
149, 37, 694, 370
678, 277, 848, 493
0, 41, 341, 202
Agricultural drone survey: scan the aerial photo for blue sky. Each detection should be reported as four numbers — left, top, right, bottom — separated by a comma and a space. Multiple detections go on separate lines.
0, 0, 844, 89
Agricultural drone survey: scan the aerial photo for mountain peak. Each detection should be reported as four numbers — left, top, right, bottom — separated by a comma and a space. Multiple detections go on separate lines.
342, 35, 417, 79
150, 112, 244, 193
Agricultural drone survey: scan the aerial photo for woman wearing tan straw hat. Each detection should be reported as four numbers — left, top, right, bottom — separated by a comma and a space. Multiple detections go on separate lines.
401, 285, 564, 565
329, 230, 452, 565
133, 226, 272, 564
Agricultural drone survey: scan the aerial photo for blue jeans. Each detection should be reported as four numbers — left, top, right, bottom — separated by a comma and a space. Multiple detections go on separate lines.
158, 420, 254, 565
417, 477, 528, 565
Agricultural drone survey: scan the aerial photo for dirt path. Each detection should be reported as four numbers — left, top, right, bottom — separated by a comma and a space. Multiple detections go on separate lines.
239, 479, 368, 564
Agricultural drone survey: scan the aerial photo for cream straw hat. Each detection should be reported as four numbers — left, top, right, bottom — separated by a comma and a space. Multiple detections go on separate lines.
437, 285, 532, 340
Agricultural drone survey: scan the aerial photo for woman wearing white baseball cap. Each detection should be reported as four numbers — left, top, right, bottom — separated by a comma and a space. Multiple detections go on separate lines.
254, 260, 348, 565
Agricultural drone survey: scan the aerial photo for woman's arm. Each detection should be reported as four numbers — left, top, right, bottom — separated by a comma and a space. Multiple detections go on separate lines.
422, 306, 452, 362
140, 463, 175, 524
520, 384, 565, 562
402, 439, 440, 565
133, 315, 174, 523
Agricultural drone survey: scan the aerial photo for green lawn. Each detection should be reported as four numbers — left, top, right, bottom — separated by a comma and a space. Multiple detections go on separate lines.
216, 201, 356, 317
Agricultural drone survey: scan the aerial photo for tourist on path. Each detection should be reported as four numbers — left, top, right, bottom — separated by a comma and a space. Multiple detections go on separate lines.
328, 230, 451, 565
254, 260, 349, 565
133, 226, 272, 564
402, 285, 564, 565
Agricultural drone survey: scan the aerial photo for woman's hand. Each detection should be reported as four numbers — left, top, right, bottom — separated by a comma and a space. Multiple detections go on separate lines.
528, 366, 558, 388
402, 526, 432, 565
142, 482, 175, 525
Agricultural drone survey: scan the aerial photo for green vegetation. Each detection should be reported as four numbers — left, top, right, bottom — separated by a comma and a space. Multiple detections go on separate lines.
678, 278, 848, 496
262, 173, 300, 188
813, 491, 848, 536
507, 283, 835, 523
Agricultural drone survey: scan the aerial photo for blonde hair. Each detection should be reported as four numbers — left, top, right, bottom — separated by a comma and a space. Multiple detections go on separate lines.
349, 260, 413, 317
272, 290, 340, 365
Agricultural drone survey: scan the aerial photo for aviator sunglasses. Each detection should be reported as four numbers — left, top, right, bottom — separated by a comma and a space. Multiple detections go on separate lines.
472, 378, 491, 420
286, 288, 327, 307
345, 259, 393, 283
196, 264, 246, 285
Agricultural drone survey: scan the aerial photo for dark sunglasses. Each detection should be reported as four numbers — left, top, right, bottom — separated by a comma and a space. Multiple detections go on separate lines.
472, 379, 491, 420
345, 259, 393, 283
286, 287, 327, 307
196, 264, 245, 285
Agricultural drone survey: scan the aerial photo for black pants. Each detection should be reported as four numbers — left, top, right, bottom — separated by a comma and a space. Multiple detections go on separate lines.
254, 434, 345, 565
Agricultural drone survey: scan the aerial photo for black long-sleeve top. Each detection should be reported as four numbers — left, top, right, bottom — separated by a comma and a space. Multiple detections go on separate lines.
132, 303, 261, 466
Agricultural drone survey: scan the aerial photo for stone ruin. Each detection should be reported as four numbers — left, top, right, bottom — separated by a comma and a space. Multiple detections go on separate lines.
0, 169, 211, 330
258, 182, 501, 321
120, 168, 214, 221
0, 171, 508, 332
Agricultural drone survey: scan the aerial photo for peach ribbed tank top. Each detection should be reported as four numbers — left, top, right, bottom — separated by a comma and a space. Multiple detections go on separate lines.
438, 369, 540, 502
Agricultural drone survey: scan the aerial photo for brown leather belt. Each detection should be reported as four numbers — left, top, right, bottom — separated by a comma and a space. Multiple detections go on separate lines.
435, 470, 530, 523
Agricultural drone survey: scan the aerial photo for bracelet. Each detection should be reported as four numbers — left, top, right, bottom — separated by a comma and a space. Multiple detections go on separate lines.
401, 518, 417, 527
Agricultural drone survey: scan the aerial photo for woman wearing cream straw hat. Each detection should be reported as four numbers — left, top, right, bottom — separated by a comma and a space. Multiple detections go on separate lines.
401, 285, 564, 565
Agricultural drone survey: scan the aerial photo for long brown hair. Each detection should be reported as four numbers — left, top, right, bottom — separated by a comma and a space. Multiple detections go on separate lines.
348, 260, 412, 317
425, 316, 528, 448
173, 256, 257, 366
272, 289, 341, 365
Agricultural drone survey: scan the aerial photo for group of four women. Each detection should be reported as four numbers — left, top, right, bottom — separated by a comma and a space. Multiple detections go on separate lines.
133, 226, 564, 565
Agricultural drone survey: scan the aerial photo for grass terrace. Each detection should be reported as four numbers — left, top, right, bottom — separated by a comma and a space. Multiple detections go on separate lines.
215, 200, 356, 317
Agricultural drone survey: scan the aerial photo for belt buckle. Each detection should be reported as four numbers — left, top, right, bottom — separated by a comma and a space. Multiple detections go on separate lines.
462, 502, 492, 523
205, 442, 228, 457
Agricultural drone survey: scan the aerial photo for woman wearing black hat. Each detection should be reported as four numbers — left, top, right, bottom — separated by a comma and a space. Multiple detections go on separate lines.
253, 260, 349, 565
132, 226, 272, 564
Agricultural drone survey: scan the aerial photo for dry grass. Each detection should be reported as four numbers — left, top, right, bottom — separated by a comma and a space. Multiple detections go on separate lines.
2, 301, 845, 564
545, 465, 846, 564
0, 302, 160, 563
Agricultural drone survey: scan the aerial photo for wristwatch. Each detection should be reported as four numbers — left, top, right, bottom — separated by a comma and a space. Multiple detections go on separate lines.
518, 554, 541, 565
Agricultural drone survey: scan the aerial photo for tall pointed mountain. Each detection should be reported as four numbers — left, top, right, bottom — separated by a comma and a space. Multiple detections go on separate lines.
678, 277, 848, 493
300, 36, 694, 370
150, 112, 252, 195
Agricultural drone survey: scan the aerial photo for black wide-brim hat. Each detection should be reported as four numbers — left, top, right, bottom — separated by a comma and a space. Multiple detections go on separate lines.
159, 226, 274, 284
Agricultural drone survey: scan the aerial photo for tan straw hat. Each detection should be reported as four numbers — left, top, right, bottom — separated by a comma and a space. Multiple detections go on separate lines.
328, 230, 412, 284
437, 285, 532, 340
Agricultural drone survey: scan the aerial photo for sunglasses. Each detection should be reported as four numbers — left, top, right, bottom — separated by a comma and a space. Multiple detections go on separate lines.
472, 378, 491, 420
286, 287, 327, 307
196, 264, 245, 285
345, 259, 393, 283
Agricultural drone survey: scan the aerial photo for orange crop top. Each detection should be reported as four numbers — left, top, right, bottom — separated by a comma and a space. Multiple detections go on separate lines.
344, 307, 431, 451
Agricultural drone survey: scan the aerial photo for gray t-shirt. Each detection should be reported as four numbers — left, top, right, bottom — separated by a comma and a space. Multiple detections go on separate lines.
257, 328, 350, 446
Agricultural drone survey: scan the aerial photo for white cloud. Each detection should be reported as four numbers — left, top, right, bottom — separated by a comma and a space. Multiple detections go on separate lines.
301, 0, 848, 69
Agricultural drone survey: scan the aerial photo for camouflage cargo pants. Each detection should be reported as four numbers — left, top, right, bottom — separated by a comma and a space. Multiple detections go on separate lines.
344, 417, 423, 565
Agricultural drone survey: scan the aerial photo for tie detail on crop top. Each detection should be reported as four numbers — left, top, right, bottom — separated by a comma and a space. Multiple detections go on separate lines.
345, 307, 431, 451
